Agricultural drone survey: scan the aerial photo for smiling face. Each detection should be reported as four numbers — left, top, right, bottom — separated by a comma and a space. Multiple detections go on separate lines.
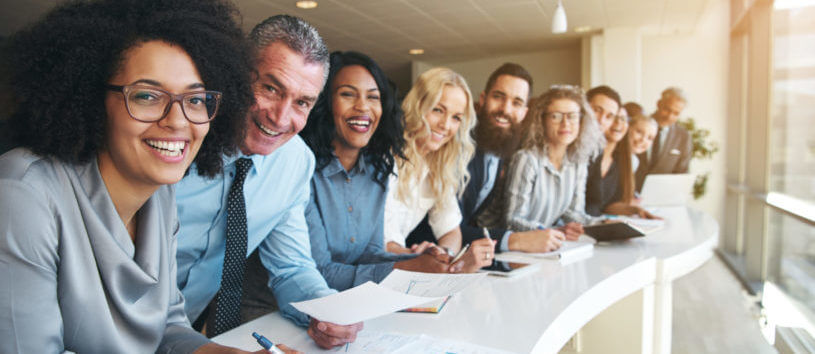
101, 40, 209, 188
242, 41, 325, 156
629, 118, 658, 154
605, 108, 629, 144
590, 93, 620, 135
479, 74, 530, 131
330, 65, 382, 153
419, 85, 467, 154
544, 98, 582, 148
654, 97, 685, 127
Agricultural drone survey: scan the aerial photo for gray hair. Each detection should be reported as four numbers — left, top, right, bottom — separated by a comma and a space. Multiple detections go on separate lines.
660, 86, 687, 104
249, 14, 329, 82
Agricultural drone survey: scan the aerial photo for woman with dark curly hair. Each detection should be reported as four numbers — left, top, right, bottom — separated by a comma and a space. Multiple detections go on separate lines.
300, 51, 453, 291
0, 0, 278, 352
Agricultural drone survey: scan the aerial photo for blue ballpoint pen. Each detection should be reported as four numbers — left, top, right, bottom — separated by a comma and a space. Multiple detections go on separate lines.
252, 332, 285, 354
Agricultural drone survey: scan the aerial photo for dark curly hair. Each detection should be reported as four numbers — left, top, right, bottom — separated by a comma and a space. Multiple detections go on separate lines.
300, 51, 405, 187
4, 0, 254, 177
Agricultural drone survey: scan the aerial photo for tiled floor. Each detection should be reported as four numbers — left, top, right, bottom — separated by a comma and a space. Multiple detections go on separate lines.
672, 255, 777, 354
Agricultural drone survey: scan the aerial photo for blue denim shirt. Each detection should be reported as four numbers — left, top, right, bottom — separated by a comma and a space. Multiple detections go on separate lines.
174, 136, 335, 327
307, 155, 414, 291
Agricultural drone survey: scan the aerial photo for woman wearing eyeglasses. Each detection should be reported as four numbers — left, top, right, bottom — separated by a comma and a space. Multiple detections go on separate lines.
0, 0, 263, 353
479, 86, 604, 238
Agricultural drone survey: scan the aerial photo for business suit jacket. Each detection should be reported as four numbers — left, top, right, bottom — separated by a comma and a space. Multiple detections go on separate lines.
635, 123, 692, 190
459, 148, 507, 246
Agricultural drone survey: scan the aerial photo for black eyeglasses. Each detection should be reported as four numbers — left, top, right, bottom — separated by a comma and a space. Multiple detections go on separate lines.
106, 84, 222, 124
545, 111, 582, 123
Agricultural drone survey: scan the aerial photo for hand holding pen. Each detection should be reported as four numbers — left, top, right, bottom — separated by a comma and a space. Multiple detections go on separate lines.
252, 332, 300, 354
447, 228, 496, 273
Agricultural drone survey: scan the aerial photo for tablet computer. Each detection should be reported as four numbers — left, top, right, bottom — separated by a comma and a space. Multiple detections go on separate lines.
480, 260, 540, 277
583, 222, 645, 241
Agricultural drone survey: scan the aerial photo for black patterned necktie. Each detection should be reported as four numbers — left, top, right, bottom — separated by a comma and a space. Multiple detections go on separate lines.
211, 157, 253, 336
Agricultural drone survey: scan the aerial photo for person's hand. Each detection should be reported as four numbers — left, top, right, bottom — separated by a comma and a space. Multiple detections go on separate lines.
394, 252, 450, 273
386, 241, 412, 254
450, 238, 496, 273
422, 245, 453, 263
634, 207, 662, 220
507, 228, 565, 253
557, 222, 584, 241
307, 318, 363, 349
250, 344, 301, 354
409, 241, 436, 254
194, 343, 302, 354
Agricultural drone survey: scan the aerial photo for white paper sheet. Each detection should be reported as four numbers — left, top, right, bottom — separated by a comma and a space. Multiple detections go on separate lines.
283, 330, 514, 354
618, 216, 666, 234
289, 282, 443, 325
379, 269, 487, 297
496, 235, 596, 264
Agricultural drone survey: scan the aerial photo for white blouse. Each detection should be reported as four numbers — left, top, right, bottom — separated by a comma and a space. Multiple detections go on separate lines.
383, 167, 462, 247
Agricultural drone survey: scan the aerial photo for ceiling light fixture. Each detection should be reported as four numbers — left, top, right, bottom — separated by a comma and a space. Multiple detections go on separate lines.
409, 49, 424, 55
551, 0, 567, 34
295, 1, 318, 9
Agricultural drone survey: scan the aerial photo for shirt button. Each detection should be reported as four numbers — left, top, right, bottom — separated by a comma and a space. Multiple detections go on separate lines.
348, 206, 353, 212
350, 237, 356, 243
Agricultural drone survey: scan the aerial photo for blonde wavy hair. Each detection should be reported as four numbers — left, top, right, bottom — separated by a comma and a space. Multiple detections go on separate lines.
519, 85, 605, 164
396, 67, 476, 209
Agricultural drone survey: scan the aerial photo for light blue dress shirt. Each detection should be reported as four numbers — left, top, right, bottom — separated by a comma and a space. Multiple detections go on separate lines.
307, 155, 414, 291
175, 136, 335, 327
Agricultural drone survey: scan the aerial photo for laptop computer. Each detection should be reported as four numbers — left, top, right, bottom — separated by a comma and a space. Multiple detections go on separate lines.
640, 173, 695, 207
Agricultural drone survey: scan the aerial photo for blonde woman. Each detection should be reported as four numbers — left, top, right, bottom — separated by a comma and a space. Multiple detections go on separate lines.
383, 68, 494, 272
480, 86, 605, 240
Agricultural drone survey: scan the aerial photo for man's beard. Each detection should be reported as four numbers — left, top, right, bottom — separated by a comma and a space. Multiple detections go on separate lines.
474, 108, 520, 158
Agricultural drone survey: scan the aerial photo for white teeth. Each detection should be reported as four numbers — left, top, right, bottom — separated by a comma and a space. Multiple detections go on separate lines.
146, 140, 186, 154
256, 120, 282, 137
432, 131, 445, 140
347, 119, 370, 127
495, 117, 509, 124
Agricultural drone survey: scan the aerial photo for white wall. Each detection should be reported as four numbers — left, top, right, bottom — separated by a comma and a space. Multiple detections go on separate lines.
411, 44, 582, 100
640, 0, 730, 223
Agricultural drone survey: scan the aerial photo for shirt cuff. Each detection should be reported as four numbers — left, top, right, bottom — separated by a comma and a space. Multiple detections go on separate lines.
156, 325, 211, 354
499, 230, 512, 252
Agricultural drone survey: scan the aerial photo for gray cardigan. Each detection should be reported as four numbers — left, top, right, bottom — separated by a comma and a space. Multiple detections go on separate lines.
0, 148, 209, 353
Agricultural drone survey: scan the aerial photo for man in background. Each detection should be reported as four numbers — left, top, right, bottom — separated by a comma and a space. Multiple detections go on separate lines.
635, 87, 692, 190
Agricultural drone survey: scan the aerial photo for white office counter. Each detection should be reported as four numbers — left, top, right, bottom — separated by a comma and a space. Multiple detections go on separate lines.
214, 206, 718, 354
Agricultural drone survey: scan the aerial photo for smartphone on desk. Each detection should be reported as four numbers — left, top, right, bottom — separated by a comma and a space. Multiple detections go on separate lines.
479, 260, 540, 277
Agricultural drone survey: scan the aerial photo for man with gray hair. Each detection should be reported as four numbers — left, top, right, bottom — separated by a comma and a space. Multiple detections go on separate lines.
635, 86, 692, 190
174, 14, 363, 348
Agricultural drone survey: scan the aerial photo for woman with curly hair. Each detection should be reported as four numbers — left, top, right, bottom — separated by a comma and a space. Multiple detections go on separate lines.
382, 67, 493, 273
0, 0, 278, 352
479, 86, 605, 240
300, 51, 455, 291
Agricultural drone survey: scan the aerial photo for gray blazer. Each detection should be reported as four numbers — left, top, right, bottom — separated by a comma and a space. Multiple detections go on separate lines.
0, 148, 209, 353
635, 124, 692, 190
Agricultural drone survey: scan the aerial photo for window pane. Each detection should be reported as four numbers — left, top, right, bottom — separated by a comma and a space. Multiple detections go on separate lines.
767, 208, 815, 315
770, 4, 815, 204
